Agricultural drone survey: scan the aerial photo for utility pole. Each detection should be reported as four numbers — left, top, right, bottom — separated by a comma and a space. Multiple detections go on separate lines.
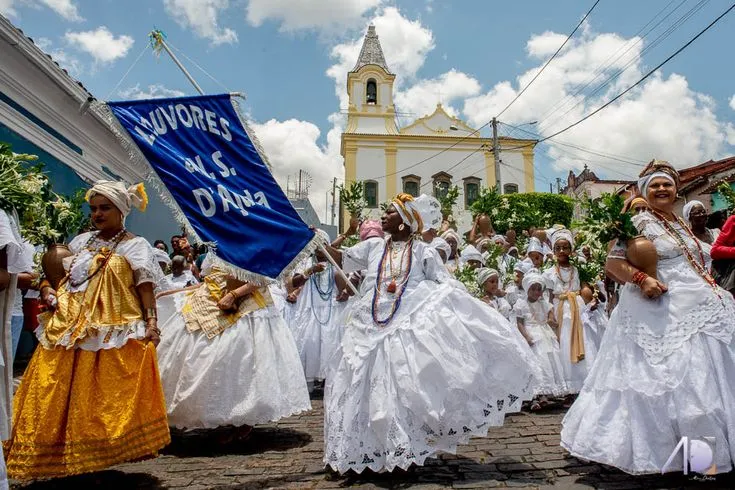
556, 177, 563, 194
492, 117, 501, 193
549, 183, 553, 193
330, 177, 337, 226
298, 170, 303, 199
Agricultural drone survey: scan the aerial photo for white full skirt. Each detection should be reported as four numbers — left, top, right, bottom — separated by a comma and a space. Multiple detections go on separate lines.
561, 281, 735, 475
324, 281, 539, 474
555, 296, 599, 394
526, 323, 568, 397
156, 291, 311, 429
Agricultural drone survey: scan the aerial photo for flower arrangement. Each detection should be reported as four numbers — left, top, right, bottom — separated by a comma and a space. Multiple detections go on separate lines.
436, 184, 460, 219
574, 193, 638, 244
339, 181, 368, 219
717, 181, 735, 211
454, 264, 482, 298
0, 143, 47, 213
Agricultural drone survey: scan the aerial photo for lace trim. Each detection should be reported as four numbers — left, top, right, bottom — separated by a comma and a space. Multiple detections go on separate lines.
35, 319, 146, 351
619, 289, 735, 364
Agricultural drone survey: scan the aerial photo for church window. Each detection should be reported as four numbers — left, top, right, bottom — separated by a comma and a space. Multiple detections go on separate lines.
432, 172, 453, 200
504, 183, 519, 194
364, 181, 378, 208
366, 79, 377, 105
463, 177, 481, 208
402, 175, 421, 197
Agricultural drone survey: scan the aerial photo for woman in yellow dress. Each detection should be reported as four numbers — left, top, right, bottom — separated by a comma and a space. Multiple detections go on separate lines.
3, 181, 170, 480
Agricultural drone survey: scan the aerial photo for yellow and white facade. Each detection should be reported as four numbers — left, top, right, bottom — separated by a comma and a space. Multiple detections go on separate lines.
341, 26, 538, 233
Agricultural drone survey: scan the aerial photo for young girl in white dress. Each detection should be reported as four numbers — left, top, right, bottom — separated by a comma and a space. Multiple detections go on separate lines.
321, 194, 539, 474
542, 229, 600, 395
477, 268, 512, 320
512, 271, 568, 410
562, 163, 735, 475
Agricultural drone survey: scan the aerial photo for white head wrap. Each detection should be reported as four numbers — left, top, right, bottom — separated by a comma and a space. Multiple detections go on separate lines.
392, 195, 424, 233
492, 234, 508, 246
153, 247, 172, 266
514, 258, 534, 275
315, 229, 331, 243
527, 237, 544, 255
460, 245, 484, 265
522, 271, 544, 293
475, 237, 492, 252
85, 180, 148, 220
440, 229, 461, 245
550, 228, 575, 251
476, 267, 499, 287
429, 237, 451, 260
637, 171, 675, 197
682, 200, 705, 223
414, 194, 443, 233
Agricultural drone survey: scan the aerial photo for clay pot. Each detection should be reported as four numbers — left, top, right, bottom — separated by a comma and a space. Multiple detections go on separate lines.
42, 244, 73, 290
626, 236, 658, 280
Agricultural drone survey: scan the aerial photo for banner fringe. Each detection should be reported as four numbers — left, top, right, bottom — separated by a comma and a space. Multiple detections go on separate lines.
230, 97, 273, 172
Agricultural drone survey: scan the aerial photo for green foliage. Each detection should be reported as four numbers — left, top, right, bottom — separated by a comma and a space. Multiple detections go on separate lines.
470, 187, 574, 233
573, 193, 638, 244
339, 181, 367, 218
454, 264, 482, 298
0, 143, 46, 213
717, 181, 735, 212
436, 184, 460, 218
571, 254, 604, 286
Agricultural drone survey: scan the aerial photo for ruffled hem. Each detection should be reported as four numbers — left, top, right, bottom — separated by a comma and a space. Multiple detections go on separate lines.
35, 320, 146, 351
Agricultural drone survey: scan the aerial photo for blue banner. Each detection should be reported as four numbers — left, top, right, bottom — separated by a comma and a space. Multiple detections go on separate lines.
107, 94, 314, 280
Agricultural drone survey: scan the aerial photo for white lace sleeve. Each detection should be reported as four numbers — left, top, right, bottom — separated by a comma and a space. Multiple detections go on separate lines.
119, 238, 165, 287
633, 211, 667, 242
343, 239, 380, 274
422, 246, 451, 283
512, 299, 530, 323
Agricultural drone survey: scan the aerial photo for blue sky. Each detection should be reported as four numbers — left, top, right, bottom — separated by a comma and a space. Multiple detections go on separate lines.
3, 0, 734, 219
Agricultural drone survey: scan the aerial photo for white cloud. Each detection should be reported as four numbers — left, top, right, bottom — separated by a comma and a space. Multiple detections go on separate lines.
118, 84, 186, 100
394, 69, 481, 118
0, 0, 16, 17
163, 0, 237, 46
35, 37, 83, 76
461, 27, 733, 175
246, 0, 382, 33
250, 119, 342, 222
64, 27, 134, 63
730, 94, 735, 111
38, 0, 83, 21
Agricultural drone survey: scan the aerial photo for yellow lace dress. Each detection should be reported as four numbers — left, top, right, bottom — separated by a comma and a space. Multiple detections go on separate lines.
3, 232, 170, 480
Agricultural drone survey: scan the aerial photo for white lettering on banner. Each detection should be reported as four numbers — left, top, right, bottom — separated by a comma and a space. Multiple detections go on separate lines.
191, 186, 272, 219
193, 189, 216, 217
132, 104, 233, 147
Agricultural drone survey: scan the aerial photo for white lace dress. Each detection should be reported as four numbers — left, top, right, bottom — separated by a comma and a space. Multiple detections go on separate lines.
561, 211, 735, 474
156, 261, 311, 429
512, 298, 568, 397
289, 259, 347, 383
324, 238, 539, 474
542, 266, 600, 394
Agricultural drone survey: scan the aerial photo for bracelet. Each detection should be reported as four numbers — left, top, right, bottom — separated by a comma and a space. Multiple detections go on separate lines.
631, 271, 648, 287
227, 291, 239, 300
144, 307, 157, 321
146, 325, 161, 335
39, 279, 51, 291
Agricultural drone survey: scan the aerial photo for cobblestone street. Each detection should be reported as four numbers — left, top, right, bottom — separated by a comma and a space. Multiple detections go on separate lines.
12, 397, 735, 490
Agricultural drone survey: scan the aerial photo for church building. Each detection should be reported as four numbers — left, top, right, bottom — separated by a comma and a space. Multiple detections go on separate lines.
341, 25, 538, 233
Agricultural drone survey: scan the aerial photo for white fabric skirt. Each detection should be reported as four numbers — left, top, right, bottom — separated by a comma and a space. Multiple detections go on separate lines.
555, 296, 599, 394
324, 281, 539, 474
156, 291, 311, 430
561, 285, 735, 475
526, 323, 568, 397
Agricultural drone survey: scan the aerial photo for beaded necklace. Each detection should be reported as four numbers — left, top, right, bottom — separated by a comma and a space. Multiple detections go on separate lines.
650, 210, 719, 292
554, 263, 575, 291
67, 229, 127, 288
372, 238, 413, 326
309, 260, 334, 325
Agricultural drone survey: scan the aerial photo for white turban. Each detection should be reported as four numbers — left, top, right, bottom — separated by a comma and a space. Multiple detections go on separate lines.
637, 171, 675, 197
527, 237, 544, 255
315, 229, 331, 243
85, 180, 148, 220
460, 245, 484, 265
682, 200, 705, 223
522, 271, 544, 293
514, 258, 534, 274
475, 237, 492, 252
550, 228, 575, 251
430, 237, 451, 260
441, 229, 461, 245
392, 195, 424, 233
476, 267, 499, 287
492, 234, 508, 246
414, 194, 443, 233
153, 247, 172, 266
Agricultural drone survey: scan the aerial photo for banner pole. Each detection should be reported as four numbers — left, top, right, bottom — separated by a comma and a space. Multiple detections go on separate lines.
156, 36, 205, 95
317, 242, 359, 296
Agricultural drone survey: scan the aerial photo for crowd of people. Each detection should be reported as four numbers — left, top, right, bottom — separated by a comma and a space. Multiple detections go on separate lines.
0, 158, 734, 485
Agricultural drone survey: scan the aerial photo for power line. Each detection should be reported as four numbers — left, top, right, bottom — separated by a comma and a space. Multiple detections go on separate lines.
495, 0, 602, 119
